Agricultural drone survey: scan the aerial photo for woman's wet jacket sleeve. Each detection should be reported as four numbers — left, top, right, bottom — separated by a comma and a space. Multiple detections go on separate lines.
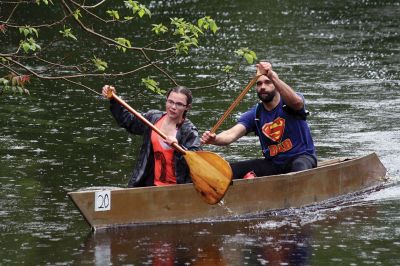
109, 98, 148, 135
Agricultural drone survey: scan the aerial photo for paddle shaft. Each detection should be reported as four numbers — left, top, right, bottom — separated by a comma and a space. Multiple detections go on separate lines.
109, 91, 187, 154
210, 71, 262, 134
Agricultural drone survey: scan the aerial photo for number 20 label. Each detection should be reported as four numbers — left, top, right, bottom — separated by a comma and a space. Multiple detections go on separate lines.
95, 190, 111, 212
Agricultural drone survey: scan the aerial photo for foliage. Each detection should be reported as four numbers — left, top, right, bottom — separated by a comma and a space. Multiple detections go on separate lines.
59, 25, 77, 40
235, 48, 258, 64
0, 1, 256, 96
92, 56, 108, 72
141, 77, 165, 95
0, 74, 30, 95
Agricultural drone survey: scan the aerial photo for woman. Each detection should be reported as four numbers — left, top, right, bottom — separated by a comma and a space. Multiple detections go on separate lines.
102, 85, 201, 187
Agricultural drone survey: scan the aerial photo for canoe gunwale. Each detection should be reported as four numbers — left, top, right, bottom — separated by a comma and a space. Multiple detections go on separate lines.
69, 156, 361, 194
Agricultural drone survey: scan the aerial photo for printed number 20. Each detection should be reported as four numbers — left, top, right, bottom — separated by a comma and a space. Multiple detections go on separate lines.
95, 191, 111, 212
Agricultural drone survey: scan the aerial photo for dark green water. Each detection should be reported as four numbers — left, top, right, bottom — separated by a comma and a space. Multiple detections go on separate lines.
1, 0, 399, 265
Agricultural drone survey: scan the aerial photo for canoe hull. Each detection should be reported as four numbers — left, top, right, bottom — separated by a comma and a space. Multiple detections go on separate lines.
68, 153, 386, 230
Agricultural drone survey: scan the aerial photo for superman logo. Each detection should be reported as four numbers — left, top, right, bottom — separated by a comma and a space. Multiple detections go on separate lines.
262, 117, 285, 142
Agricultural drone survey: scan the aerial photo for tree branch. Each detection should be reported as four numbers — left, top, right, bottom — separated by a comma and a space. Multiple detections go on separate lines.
0, 1, 252, 97
60, 0, 175, 53
61, 77, 101, 96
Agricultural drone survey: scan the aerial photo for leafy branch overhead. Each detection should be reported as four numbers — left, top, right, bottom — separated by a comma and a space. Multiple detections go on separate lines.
0, 1, 256, 96
235, 48, 257, 64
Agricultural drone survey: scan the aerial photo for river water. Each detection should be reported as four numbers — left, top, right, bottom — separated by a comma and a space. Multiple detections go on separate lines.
1, 0, 399, 265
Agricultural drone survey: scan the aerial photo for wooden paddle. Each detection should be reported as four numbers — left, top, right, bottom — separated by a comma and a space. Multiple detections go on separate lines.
210, 69, 262, 134
107, 91, 232, 205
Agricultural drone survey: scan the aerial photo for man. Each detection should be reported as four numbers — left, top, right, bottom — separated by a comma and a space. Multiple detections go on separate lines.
201, 62, 317, 179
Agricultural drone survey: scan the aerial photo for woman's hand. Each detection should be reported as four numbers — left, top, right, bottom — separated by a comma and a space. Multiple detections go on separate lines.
102, 85, 116, 99
164, 136, 178, 147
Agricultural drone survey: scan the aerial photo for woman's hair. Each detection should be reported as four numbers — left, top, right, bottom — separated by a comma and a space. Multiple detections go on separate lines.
166, 86, 192, 121
166, 86, 193, 106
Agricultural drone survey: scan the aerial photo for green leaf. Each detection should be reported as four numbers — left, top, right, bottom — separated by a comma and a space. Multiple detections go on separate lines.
244, 53, 254, 64
114, 37, 131, 52
28, 37, 41, 51
142, 5, 151, 17
171, 17, 189, 36
21, 42, 31, 53
234, 49, 244, 57
210, 21, 218, 33
19, 26, 39, 38
197, 16, 218, 34
0, 78, 11, 95
92, 56, 108, 72
234, 48, 257, 64
138, 9, 145, 18
124, 0, 138, 10
20, 38, 41, 53
151, 23, 168, 35
124, 1, 151, 18
141, 77, 165, 95
23, 28, 29, 37
36, 0, 53, 5
0, 78, 9, 86
107, 10, 120, 20
175, 41, 189, 55
222, 65, 233, 73
59, 26, 77, 40
73, 9, 82, 20
31, 28, 39, 37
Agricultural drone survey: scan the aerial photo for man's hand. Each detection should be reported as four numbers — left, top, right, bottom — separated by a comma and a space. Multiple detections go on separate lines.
200, 130, 217, 145
102, 85, 116, 99
256, 61, 278, 80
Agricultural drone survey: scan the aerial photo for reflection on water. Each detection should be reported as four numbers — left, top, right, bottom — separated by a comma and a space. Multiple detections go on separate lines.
78, 182, 400, 265
81, 218, 312, 265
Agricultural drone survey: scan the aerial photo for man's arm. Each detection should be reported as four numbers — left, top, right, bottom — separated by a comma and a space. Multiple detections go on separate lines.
201, 124, 247, 146
257, 62, 304, 111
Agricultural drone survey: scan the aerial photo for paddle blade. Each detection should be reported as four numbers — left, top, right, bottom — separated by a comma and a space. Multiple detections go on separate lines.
183, 151, 232, 204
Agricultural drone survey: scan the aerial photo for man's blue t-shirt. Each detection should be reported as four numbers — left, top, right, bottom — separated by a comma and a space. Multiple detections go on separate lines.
238, 94, 316, 164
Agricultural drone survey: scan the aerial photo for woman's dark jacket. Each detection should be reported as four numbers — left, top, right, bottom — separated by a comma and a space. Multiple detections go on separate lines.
109, 99, 201, 187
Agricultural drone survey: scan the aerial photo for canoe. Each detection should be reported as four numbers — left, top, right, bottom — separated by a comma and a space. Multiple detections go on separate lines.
68, 152, 387, 231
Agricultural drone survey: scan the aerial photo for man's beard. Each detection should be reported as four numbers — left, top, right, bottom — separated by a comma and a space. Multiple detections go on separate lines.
257, 89, 276, 103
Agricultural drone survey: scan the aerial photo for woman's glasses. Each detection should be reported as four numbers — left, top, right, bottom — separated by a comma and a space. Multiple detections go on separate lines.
166, 99, 187, 109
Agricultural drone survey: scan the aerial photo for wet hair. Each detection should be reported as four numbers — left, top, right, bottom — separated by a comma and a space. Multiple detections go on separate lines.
166, 86, 193, 106
166, 86, 193, 122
